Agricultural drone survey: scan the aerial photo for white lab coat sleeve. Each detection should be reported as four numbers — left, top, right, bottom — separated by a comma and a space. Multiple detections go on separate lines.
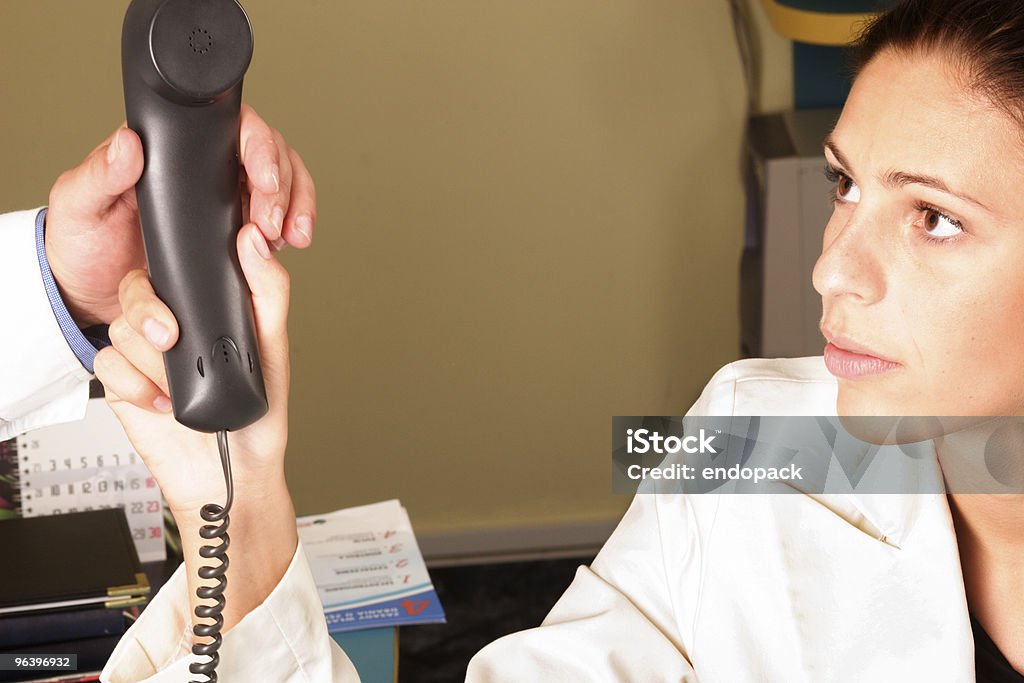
101, 540, 360, 682
464, 362, 742, 681
0, 208, 92, 441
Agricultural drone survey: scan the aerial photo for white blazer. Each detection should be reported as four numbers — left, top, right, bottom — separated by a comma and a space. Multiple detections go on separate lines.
467, 356, 975, 682
3, 205, 975, 681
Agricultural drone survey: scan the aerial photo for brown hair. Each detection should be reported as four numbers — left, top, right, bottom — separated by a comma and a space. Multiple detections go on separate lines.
851, 0, 1024, 125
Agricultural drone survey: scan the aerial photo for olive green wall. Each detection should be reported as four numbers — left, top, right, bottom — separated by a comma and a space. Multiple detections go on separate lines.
743, 0, 794, 113
0, 1, 787, 538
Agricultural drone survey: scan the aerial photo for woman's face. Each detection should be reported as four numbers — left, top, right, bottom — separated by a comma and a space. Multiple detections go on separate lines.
814, 49, 1024, 417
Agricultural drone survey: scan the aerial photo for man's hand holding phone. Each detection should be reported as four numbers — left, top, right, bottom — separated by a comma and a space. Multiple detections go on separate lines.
44, 105, 315, 328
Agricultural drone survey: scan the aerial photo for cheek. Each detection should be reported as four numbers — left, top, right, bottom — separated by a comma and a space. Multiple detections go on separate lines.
903, 275, 1024, 412
906, 293, 985, 371
959, 289, 1024, 375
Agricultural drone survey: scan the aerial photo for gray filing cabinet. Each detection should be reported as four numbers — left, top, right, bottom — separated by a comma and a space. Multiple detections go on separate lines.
742, 108, 840, 359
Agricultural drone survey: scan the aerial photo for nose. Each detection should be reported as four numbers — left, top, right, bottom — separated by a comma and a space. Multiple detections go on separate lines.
812, 208, 886, 306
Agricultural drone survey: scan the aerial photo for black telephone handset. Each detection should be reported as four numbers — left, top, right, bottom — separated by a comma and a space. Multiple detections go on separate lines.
122, 1, 262, 680
122, 0, 266, 433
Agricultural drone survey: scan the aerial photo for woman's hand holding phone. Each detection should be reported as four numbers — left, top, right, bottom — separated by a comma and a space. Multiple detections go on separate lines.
93, 223, 300, 633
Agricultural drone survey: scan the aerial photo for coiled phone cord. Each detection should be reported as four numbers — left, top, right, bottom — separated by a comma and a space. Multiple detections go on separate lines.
189, 429, 233, 682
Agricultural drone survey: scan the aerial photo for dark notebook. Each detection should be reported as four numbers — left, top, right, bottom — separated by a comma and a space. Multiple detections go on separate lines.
0, 605, 127, 649
0, 509, 149, 616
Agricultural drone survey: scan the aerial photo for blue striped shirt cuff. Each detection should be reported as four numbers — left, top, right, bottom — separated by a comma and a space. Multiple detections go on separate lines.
34, 207, 109, 374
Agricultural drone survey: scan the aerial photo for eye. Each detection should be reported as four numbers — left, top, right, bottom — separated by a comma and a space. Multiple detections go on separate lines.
836, 174, 859, 203
918, 202, 964, 239
823, 163, 860, 204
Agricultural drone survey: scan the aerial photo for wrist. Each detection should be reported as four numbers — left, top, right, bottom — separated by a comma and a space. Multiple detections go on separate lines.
169, 468, 291, 526
176, 478, 298, 629
41, 211, 104, 328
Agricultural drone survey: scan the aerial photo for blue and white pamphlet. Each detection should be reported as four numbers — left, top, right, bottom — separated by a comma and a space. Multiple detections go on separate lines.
297, 499, 446, 633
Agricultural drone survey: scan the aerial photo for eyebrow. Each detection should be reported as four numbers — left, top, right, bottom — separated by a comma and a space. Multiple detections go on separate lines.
822, 134, 991, 213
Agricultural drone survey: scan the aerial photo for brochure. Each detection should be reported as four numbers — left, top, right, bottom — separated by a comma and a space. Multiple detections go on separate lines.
297, 499, 446, 632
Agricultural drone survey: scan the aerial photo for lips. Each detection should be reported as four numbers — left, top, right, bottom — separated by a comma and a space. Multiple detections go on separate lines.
823, 332, 895, 361
821, 329, 901, 379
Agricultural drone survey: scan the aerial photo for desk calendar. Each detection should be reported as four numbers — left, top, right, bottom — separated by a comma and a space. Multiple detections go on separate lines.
2, 397, 165, 563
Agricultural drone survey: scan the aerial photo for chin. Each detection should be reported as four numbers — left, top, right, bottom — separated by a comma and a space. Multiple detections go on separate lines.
835, 383, 916, 443
836, 383, 994, 444
835, 383, 902, 418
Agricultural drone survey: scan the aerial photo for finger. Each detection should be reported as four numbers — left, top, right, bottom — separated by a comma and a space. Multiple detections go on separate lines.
108, 314, 171, 397
237, 224, 291, 414
94, 346, 172, 414
117, 269, 180, 352
246, 129, 294, 243
281, 147, 316, 249
239, 104, 280, 194
240, 106, 289, 241
49, 125, 144, 220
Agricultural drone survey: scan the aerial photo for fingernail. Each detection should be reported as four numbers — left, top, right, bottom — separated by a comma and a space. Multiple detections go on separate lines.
294, 214, 313, 245
265, 164, 280, 193
251, 229, 272, 259
107, 130, 122, 164
270, 206, 284, 238
153, 395, 173, 413
271, 237, 287, 252
143, 319, 171, 349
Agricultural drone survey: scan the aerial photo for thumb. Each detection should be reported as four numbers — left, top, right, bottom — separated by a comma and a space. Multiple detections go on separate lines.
236, 223, 291, 412
54, 125, 144, 220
